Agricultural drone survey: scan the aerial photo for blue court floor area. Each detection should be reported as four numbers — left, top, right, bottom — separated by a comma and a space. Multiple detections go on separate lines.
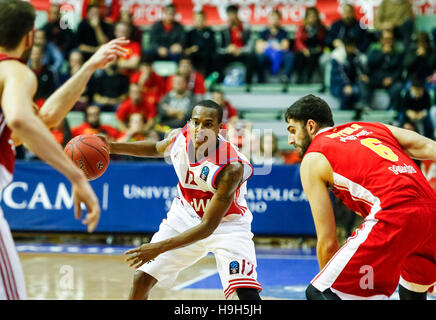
15, 243, 436, 300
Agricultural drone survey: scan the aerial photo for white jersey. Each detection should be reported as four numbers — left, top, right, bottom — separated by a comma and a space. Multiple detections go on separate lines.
169, 124, 253, 219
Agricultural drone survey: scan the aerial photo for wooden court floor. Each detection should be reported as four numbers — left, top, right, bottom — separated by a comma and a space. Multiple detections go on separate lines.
19, 253, 278, 300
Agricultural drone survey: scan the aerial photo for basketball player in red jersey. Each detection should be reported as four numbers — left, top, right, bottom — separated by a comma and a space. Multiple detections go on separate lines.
99, 100, 262, 300
285, 94, 436, 300
0, 0, 127, 299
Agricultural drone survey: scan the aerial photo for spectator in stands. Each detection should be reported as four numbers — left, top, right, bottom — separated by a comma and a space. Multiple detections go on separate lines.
117, 113, 160, 161
184, 10, 216, 77
119, 9, 143, 46
130, 56, 166, 114
226, 119, 252, 160
156, 72, 195, 133
42, 3, 76, 59
251, 132, 285, 166
29, 45, 57, 108
116, 83, 157, 133
33, 29, 64, 83
325, 4, 370, 53
117, 113, 159, 143
329, 38, 362, 112
255, 9, 294, 85
147, 4, 185, 62
77, 4, 114, 61
359, 29, 404, 110
293, 6, 327, 84
398, 77, 434, 139
165, 57, 206, 100
71, 105, 121, 141
403, 31, 436, 85
374, 0, 414, 51
89, 59, 130, 111
113, 21, 141, 75
214, 4, 256, 92
58, 50, 90, 111
209, 89, 238, 129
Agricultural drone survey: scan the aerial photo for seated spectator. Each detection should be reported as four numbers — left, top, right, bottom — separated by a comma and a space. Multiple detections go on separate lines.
330, 38, 362, 112
33, 29, 64, 81
398, 77, 434, 139
117, 113, 159, 143
147, 4, 185, 62
255, 9, 294, 85
29, 45, 57, 107
403, 31, 436, 84
374, 0, 414, 51
89, 59, 130, 111
58, 50, 90, 111
209, 89, 238, 129
113, 21, 141, 76
251, 132, 285, 166
359, 29, 404, 110
214, 4, 256, 91
165, 57, 206, 99
41, 3, 76, 60
325, 4, 370, 53
71, 105, 122, 141
77, 4, 114, 61
118, 9, 143, 46
116, 83, 157, 133
130, 57, 166, 113
156, 72, 195, 133
226, 119, 252, 160
293, 7, 327, 83
184, 10, 216, 76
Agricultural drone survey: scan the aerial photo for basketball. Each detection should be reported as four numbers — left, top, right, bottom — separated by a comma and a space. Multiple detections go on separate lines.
64, 134, 110, 181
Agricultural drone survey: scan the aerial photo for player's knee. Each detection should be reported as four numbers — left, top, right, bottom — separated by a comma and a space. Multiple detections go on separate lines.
305, 284, 341, 300
236, 288, 261, 300
130, 271, 157, 300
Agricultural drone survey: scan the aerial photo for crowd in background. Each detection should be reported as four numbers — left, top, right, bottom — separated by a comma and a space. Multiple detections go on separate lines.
20, 0, 436, 165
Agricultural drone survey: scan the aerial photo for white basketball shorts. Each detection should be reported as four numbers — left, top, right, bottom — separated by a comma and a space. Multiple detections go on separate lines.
137, 197, 262, 299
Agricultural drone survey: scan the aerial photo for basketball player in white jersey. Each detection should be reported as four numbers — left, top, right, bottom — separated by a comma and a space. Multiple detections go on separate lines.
99, 100, 262, 300
0, 0, 128, 299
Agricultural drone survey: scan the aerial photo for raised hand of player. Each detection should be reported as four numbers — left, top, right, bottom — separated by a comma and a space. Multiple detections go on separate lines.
124, 243, 163, 269
72, 177, 101, 233
86, 37, 130, 70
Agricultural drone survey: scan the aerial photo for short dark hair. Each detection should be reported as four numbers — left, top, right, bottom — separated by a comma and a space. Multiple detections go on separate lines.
0, 0, 35, 50
411, 76, 425, 88
285, 94, 334, 128
226, 4, 239, 14
195, 99, 223, 124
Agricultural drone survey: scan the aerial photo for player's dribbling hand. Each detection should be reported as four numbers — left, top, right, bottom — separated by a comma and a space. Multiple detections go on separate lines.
124, 243, 163, 269
96, 134, 112, 153
72, 177, 101, 233
86, 37, 130, 70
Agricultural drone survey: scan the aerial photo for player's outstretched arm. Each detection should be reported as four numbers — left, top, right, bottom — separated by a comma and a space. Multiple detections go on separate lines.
99, 128, 181, 158
1, 62, 100, 232
39, 37, 129, 128
300, 152, 338, 270
124, 162, 243, 268
384, 124, 436, 161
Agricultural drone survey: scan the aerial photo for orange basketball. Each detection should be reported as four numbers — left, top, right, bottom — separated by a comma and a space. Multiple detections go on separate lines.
64, 135, 110, 181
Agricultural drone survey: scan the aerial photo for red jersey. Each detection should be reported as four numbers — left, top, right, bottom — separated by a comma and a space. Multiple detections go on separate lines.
305, 122, 436, 218
165, 72, 206, 95
71, 123, 121, 140
116, 98, 157, 123
0, 54, 23, 189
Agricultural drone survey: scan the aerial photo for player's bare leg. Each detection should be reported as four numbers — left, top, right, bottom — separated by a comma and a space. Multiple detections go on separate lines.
128, 270, 158, 300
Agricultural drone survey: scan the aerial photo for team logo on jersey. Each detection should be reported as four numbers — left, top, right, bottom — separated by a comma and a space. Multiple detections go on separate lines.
200, 166, 209, 181
229, 261, 240, 274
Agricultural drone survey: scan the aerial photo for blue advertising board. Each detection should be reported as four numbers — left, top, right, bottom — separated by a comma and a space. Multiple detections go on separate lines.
0, 161, 315, 236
